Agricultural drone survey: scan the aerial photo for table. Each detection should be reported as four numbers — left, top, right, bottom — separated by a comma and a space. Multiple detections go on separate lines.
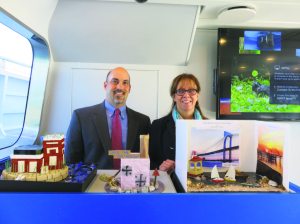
86, 169, 176, 193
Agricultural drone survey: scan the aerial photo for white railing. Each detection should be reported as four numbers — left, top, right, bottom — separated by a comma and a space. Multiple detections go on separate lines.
0, 58, 31, 147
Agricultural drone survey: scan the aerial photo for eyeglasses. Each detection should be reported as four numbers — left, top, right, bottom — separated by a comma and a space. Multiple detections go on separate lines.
175, 89, 198, 96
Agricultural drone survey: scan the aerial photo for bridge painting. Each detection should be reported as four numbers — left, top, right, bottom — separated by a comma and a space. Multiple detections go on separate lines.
190, 127, 240, 168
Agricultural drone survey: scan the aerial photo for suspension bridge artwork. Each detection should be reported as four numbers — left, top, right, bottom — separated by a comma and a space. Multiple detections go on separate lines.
190, 126, 240, 168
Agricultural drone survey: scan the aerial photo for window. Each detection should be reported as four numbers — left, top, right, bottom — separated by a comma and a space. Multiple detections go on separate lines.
0, 10, 49, 161
0, 22, 33, 149
18, 161, 25, 173
29, 161, 37, 172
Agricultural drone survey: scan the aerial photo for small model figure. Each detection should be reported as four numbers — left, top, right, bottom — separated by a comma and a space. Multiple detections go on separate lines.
152, 168, 159, 187
224, 165, 236, 182
211, 165, 224, 183
188, 155, 203, 177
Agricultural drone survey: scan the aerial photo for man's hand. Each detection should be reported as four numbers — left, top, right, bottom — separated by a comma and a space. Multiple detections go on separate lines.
159, 159, 175, 174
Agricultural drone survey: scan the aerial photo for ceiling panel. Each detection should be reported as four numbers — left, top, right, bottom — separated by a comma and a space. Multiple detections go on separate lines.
49, 0, 199, 65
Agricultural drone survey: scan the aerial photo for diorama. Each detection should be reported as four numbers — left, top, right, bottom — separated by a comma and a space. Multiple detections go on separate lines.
99, 135, 165, 193
175, 120, 290, 193
0, 134, 96, 192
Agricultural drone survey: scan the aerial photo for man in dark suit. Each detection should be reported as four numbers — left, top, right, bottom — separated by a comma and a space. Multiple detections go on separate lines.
65, 67, 150, 169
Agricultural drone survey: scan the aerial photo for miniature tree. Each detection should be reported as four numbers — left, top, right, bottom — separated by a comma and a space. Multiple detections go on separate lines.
5, 160, 11, 172
152, 169, 159, 187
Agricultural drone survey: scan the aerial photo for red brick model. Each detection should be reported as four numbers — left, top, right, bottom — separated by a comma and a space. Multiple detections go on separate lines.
10, 134, 64, 173
42, 134, 64, 170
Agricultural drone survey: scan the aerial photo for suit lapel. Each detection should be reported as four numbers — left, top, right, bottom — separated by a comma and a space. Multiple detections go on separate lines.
92, 102, 111, 152
126, 107, 138, 150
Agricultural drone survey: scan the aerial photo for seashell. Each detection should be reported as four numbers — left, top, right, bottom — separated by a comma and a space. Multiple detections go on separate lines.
268, 180, 278, 187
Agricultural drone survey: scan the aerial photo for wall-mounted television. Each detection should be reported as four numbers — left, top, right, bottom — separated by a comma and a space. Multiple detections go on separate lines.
217, 28, 300, 121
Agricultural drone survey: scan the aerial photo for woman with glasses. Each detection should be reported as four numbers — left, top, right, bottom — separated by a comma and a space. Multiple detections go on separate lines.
149, 73, 207, 173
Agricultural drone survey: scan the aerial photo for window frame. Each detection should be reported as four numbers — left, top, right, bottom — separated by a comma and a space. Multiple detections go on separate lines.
0, 9, 50, 160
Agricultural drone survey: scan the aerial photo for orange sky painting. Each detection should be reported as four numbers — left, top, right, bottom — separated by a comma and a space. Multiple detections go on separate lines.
257, 125, 284, 156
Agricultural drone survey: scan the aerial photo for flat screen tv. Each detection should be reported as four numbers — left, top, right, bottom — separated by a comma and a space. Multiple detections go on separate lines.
217, 28, 300, 121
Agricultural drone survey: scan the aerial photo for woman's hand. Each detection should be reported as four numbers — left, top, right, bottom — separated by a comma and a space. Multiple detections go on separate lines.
159, 159, 175, 174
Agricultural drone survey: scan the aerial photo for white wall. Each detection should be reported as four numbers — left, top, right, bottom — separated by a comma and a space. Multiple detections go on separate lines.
39, 29, 218, 135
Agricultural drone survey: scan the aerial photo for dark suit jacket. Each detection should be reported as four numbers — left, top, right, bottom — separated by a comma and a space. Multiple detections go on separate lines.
65, 101, 150, 169
149, 113, 175, 169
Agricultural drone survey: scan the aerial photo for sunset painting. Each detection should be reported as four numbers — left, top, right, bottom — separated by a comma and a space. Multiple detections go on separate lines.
256, 123, 285, 184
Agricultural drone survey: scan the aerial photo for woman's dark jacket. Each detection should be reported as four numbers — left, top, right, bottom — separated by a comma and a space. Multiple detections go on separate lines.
149, 113, 175, 169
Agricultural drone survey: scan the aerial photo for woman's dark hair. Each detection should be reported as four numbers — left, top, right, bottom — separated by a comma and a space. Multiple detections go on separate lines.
170, 73, 207, 119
